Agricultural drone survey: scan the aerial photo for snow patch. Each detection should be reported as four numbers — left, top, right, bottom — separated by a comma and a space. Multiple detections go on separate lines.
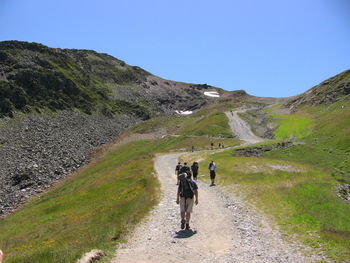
204, 91, 220, 97
175, 110, 193, 115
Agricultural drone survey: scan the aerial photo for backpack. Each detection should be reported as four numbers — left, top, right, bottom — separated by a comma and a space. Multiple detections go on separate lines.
178, 173, 194, 198
180, 165, 191, 176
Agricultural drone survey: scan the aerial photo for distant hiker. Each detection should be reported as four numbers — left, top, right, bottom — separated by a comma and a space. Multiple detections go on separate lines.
221, 143, 225, 148
210, 142, 214, 150
176, 173, 198, 230
218, 143, 221, 148
175, 162, 182, 185
191, 145, 194, 152
231, 110, 234, 116
179, 162, 192, 178
191, 161, 199, 181
208, 160, 216, 186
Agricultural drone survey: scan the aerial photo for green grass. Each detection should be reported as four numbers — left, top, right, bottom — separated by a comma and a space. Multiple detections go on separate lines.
269, 113, 313, 139
200, 150, 350, 261
130, 112, 234, 138
178, 113, 233, 137
0, 140, 160, 263
265, 100, 350, 180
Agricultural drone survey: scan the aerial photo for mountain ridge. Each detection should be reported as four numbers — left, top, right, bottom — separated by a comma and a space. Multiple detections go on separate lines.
0, 40, 232, 119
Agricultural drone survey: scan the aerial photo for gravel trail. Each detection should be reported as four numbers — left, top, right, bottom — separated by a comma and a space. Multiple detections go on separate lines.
225, 110, 264, 144
111, 110, 325, 263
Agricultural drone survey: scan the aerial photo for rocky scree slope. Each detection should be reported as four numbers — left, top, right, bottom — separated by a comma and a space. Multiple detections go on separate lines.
0, 111, 138, 216
286, 69, 350, 111
0, 41, 229, 216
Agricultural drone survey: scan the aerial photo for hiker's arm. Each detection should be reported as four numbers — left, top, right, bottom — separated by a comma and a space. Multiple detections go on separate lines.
194, 189, 198, 205
176, 188, 180, 204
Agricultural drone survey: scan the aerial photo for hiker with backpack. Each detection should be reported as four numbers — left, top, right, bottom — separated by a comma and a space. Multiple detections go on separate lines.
175, 162, 182, 185
179, 162, 192, 178
176, 172, 198, 230
191, 161, 199, 181
208, 160, 216, 186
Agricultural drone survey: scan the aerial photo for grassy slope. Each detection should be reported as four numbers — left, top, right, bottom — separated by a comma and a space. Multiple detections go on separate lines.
0, 103, 239, 263
130, 104, 236, 139
265, 101, 350, 261
269, 113, 313, 139
0, 140, 160, 263
199, 149, 350, 261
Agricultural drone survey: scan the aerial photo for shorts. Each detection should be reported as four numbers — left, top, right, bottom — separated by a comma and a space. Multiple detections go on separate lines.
180, 197, 194, 213
210, 170, 216, 179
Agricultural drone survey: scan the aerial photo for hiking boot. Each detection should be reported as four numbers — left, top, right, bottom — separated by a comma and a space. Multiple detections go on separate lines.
185, 223, 190, 230
181, 219, 186, 230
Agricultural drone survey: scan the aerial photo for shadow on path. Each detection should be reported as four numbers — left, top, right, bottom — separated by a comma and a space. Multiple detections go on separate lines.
174, 229, 197, 239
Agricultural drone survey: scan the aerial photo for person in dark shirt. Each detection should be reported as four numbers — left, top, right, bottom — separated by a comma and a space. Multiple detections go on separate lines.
175, 162, 182, 185
176, 173, 198, 230
191, 161, 199, 181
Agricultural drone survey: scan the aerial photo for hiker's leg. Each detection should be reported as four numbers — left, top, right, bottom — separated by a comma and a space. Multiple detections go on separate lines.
185, 198, 194, 229
185, 212, 191, 223
180, 198, 186, 229
181, 212, 185, 220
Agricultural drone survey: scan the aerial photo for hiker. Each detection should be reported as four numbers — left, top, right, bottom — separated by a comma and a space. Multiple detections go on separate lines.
191, 161, 199, 181
179, 162, 191, 178
175, 162, 182, 185
191, 145, 194, 152
176, 173, 198, 230
210, 142, 214, 150
208, 160, 216, 186
218, 143, 221, 148
221, 143, 224, 148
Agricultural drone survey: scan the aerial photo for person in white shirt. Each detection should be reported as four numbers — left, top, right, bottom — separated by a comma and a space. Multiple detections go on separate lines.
208, 160, 216, 186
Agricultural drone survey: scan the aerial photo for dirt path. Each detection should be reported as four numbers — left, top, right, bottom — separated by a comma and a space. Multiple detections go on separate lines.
111, 111, 325, 263
225, 110, 264, 144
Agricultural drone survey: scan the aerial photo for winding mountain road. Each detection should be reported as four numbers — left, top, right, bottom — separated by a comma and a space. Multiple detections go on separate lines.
111, 110, 324, 263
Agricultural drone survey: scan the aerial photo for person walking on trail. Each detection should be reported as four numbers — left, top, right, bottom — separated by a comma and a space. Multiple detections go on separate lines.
176, 173, 198, 230
175, 162, 182, 185
179, 162, 191, 178
191, 161, 199, 181
208, 160, 216, 186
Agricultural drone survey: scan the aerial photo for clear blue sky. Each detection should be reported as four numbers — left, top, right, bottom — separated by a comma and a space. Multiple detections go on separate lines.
1, 0, 349, 97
